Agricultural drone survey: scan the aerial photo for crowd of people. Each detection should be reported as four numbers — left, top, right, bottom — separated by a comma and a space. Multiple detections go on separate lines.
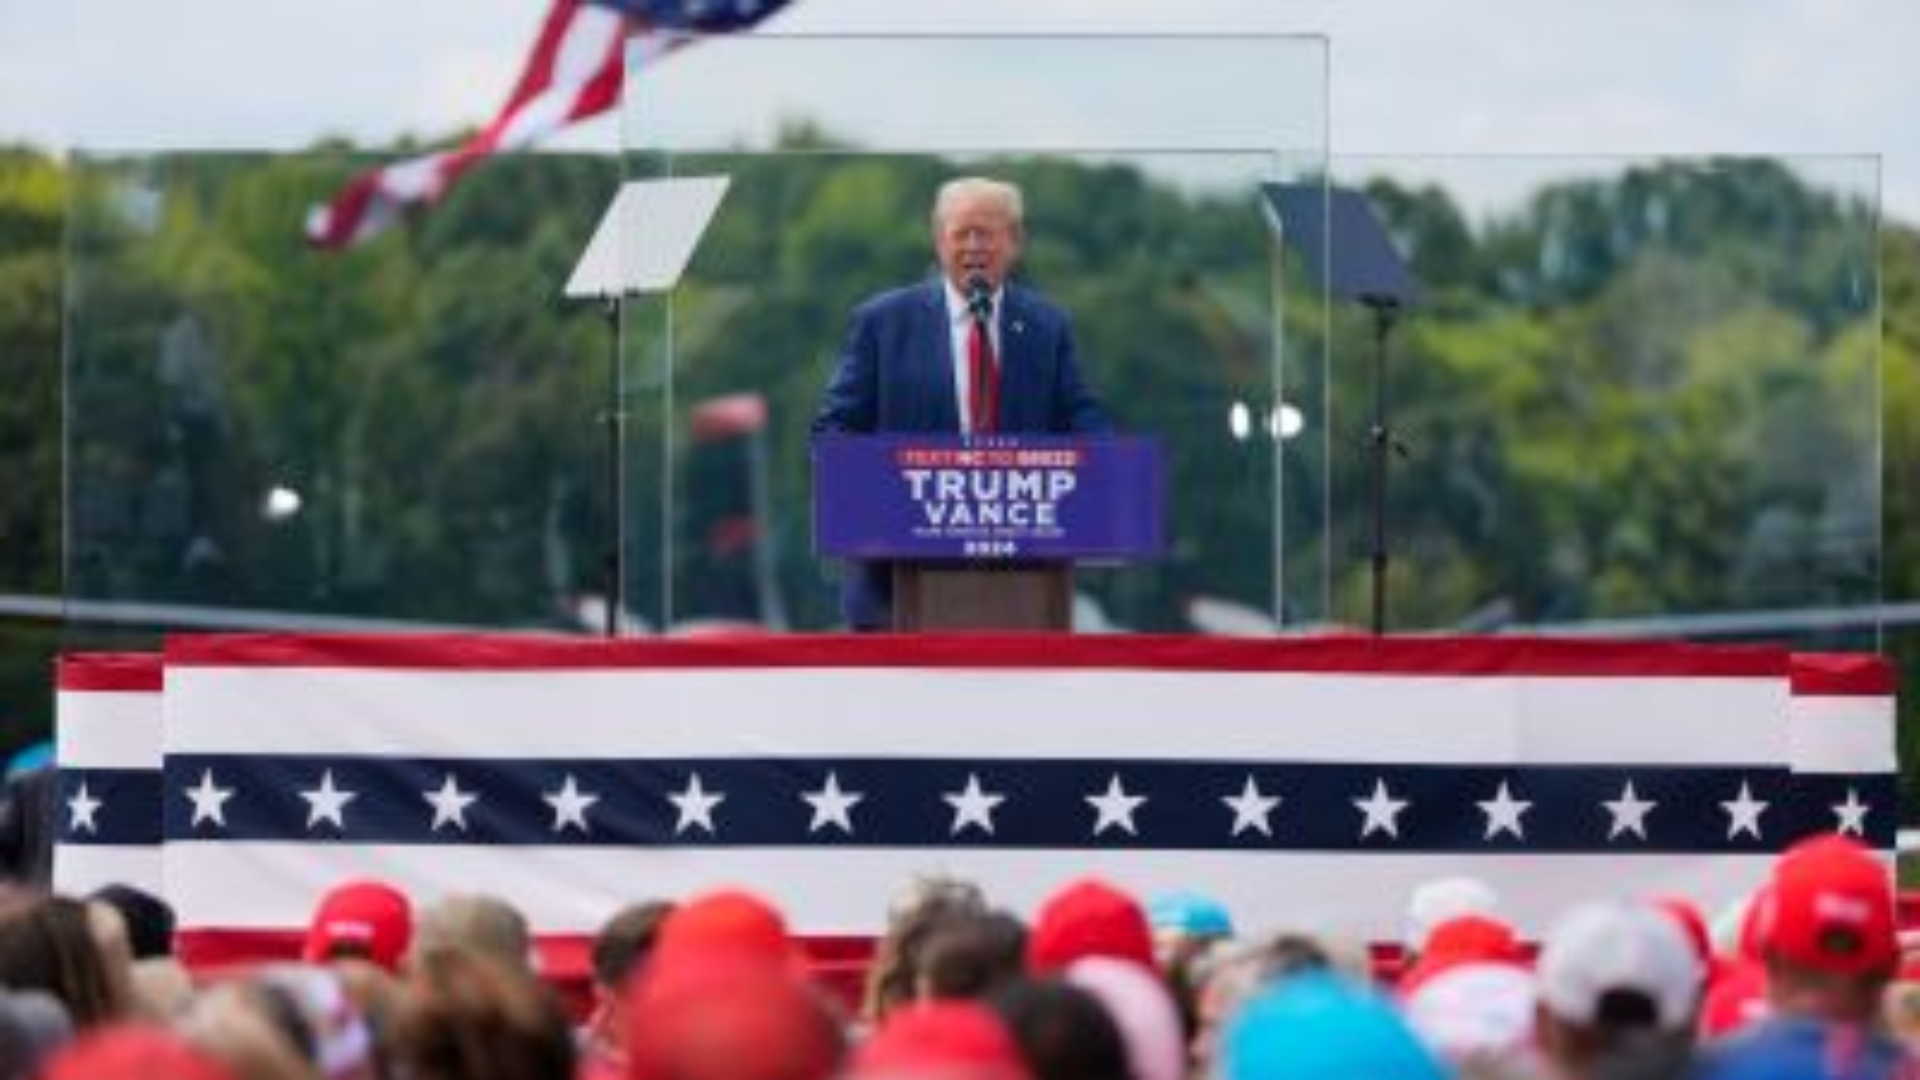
0, 833, 1915, 1080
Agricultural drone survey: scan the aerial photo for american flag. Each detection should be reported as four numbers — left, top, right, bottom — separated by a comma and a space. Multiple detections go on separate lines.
54, 635, 1895, 973
305, 0, 791, 250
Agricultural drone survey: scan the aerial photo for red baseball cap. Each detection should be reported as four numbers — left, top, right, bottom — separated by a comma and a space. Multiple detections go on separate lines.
1397, 915, 1527, 995
1651, 897, 1714, 979
649, 888, 796, 972
1027, 878, 1155, 974
628, 955, 843, 1080
1755, 834, 1897, 977
303, 879, 413, 971
852, 1001, 1032, 1080
43, 1026, 236, 1080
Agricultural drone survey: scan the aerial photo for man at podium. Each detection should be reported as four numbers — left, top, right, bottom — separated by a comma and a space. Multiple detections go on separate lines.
812, 175, 1111, 630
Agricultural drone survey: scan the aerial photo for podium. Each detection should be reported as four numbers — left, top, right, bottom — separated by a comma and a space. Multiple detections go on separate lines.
892, 563, 1073, 631
813, 434, 1165, 631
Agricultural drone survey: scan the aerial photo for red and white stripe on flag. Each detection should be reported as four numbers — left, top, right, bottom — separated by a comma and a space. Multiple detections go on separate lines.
52, 636, 1899, 976
53, 653, 165, 896
306, 0, 633, 249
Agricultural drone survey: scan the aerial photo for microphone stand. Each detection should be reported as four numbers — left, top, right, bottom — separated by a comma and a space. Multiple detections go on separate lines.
1362, 294, 1405, 636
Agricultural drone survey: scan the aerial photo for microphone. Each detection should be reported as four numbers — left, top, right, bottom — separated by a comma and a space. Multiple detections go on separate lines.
963, 275, 993, 322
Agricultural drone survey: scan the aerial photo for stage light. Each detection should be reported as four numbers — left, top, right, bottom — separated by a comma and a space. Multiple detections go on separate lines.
262, 485, 303, 522
1228, 400, 1252, 441
1271, 403, 1305, 440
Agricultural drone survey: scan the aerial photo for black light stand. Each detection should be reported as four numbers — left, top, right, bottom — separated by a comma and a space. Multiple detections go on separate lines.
1260, 183, 1420, 635
600, 295, 625, 638
564, 176, 732, 639
1361, 295, 1408, 635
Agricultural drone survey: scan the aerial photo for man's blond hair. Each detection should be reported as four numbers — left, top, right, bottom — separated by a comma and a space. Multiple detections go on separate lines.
931, 176, 1025, 234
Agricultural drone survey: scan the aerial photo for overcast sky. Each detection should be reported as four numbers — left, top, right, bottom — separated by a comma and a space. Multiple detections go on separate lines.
0, 0, 1914, 220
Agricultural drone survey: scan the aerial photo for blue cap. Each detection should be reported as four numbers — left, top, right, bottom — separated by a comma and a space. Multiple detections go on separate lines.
4, 740, 52, 779
1146, 891, 1234, 937
1222, 973, 1452, 1080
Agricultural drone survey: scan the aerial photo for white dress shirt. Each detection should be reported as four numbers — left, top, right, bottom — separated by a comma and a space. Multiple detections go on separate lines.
942, 278, 1003, 434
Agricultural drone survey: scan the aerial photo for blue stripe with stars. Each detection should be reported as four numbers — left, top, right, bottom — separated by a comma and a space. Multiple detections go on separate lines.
59, 755, 1893, 853
56, 767, 163, 845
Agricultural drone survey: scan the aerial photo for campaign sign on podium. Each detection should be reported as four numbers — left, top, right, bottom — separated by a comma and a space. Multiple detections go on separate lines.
812, 434, 1165, 561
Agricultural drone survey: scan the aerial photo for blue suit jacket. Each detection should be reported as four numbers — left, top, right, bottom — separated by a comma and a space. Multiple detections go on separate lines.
812, 279, 1112, 628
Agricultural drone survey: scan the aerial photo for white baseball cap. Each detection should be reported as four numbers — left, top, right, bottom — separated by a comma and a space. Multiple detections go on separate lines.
1537, 901, 1701, 1032
1403, 876, 1501, 954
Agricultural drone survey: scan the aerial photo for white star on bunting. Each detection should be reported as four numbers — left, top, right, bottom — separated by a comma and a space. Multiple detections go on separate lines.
67, 781, 103, 834
1085, 774, 1147, 837
1721, 780, 1768, 840
801, 772, 864, 835
544, 774, 599, 834
1832, 788, 1870, 837
1602, 780, 1656, 841
186, 769, 234, 829
669, 772, 725, 836
1477, 781, 1532, 840
1354, 777, 1410, 839
1223, 775, 1280, 837
423, 774, 478, 832
944, 773, 1005, 836
300, 769, 357, 830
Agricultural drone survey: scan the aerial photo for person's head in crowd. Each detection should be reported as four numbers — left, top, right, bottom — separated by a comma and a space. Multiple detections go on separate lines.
854, 1000, 1031, 1080
584, 899, 676, 1069
0, 989, 73, 1080
252, 965, 381, 1080
650, 888, 795, 973
1145, 892, 1232, 1044
1402, 962, 1538, 1073
993, 979, 1127, 1080
1404, 877, 1502, 963
1882, 979, 1920, 1051
866, 874, 989, 1023
1187, 932, 1335, 1080
82, 886, 192, 1022
302, 880, 412, 974
1751, 833, 1898, 1025
1693, 838, 1907, 1080
1220, 972, 1451, 1080
1027, 879, 1155, 976
627, 943, 844, 1080
327, 959, 402, 1075
0, 892, 126, 1028
41, 1025, 236, 1080
1650, 897, 1713, 987
88, 884, 175, 959
1698, 888, 1772, 1038
1534, 901, 1700, 1080
128, 957, 199, 1022
1146, 891, 1234, 971
178, 979, 325, 1080
1881, 980, 1920, 1045
408, 893, 533, 976
918, 911, 1028, 1003
1398, 915, 1527, 995
595, 899, 677, 992
390, 946, 574, 1080
82, 896, 138, 1021
1065, 956, 1184, 1080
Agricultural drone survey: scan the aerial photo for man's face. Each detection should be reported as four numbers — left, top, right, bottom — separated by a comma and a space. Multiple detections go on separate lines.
935, 192, 1022, 292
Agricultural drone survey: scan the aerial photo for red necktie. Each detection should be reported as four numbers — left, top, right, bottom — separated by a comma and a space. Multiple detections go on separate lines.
967, 314, 999, 434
